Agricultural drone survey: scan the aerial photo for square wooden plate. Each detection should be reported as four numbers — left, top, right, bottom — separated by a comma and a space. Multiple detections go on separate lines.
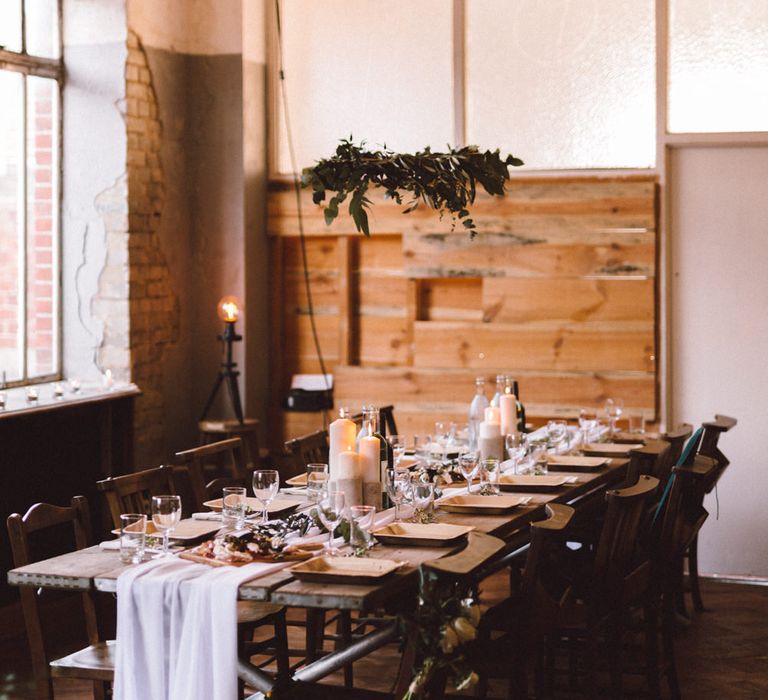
371, 522, 474, 547
499, 475, 572, 491
439, 494, 528, 514
582, 443, 643, 457
111, 519, 222, 541
546, 455, 609, 472
290, 556, 405, 584
202, 497, 300, 518
285, 473, 307, 486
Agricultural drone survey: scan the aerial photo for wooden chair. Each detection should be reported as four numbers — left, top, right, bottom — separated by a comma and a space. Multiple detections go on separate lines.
198, 417, 262, 469
175, 437, 248, 511
548, 475, 660, 699
476, 504, 576, 699
283, 429, 329, 479
7, 496, 113, 700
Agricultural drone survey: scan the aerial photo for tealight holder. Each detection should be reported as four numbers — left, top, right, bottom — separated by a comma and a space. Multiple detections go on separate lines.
53, 384, 64, 399
26, 387, 38, 403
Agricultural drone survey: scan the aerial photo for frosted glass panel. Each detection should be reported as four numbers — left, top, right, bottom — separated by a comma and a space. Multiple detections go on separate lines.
467, 0, 655, 170
278, 0, 453, 174
669, 0, 768, 133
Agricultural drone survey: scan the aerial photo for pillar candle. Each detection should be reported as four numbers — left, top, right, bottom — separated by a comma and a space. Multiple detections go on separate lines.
499, 394, 518, 436
479, 420, 504, 461
329, 415, 357, 481
359, 435, 380, 483
337, 449, 361, 480
484, 406, 500, 424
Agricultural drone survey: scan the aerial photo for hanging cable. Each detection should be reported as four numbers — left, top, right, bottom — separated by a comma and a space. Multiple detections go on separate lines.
273, 0, 331, 427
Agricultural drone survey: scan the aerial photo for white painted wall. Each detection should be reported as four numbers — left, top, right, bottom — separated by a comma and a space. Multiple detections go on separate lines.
670, 146, 768, 578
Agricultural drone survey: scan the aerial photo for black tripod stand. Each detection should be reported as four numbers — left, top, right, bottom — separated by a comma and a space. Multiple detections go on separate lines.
199, 321, 244, 424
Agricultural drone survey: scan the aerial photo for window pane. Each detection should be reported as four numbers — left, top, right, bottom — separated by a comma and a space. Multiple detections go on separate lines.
0, 71, 24, 382
25, 0, 60, 59
467, 0, 656, 169
277, 0, 454, 174
669, 0, 768, 133
0, 0, 22, 53
26, 76, 58, 378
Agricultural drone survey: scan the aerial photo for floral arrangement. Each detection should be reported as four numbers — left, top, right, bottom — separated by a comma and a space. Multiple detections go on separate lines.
402, 568, 482, 699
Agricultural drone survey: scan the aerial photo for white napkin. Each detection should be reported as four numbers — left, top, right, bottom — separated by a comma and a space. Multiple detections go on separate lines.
114, 557, 293, 700
191, 512, 222, 521
99, 539, 121, 551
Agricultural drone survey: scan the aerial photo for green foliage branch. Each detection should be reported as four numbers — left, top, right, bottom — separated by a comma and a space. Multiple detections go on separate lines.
301, 139, 523, 237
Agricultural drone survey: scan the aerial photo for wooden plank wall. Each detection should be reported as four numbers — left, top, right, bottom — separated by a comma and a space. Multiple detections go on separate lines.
268, 176, 658, 449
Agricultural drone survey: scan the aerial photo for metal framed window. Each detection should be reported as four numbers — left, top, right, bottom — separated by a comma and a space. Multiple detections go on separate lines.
0, 0, 62, 386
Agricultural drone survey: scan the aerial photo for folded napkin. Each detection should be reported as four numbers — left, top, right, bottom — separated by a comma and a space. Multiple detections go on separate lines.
99, 539, 121, 551
114, 556, 293, 700
191, 512, 222, 521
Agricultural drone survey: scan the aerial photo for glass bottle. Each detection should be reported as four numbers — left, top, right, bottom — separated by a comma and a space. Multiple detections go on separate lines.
512, 379, 526, 433
357, 406, 393, 508
490, 374, 506, 407
468, 377, 489, 451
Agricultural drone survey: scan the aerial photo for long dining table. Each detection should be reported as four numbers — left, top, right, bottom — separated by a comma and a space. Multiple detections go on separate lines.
7, 455, 631, 697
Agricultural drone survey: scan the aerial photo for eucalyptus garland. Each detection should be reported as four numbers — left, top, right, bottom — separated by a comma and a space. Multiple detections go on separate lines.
301, 139, 523, 237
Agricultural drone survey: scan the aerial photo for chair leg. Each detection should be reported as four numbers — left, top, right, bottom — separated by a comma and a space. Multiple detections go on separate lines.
273, 611, 290, 679
643, 600, 661, 700
688, 534, 706, 612
606, 614, 624, 700
662, 594, 681, 700
583, 626, 599, 699
335, 611, 354, 688
305, 609, 325, 662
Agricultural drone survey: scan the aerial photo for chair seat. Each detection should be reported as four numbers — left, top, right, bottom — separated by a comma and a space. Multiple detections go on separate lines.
237, 601, 284, 625
50, 639, 115, 681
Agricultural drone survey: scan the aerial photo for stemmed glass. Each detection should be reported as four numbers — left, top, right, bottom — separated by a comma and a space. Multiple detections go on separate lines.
252, 469, 280, 524
414, 434, 433, 467
317, 490, 345, 556
387, 435, 406, 469
579, 408, 598, 444
458, 452, 481, 494
386, 469, 412, 521
546, 420, 569, 454
151, 495, 181, 557
410, 479, 435, 522
605, 399, 624, 437
505, 433, 529, 474
349, 505, 376, 551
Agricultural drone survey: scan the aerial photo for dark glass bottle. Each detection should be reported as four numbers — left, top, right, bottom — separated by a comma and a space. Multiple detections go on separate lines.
512, 380, 526, 433
358, 406, 393, 509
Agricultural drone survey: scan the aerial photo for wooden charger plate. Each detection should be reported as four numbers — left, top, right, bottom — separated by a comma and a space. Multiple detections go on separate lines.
179, 542, 323, 567
499, 475, 573, 492
290, 556, 405, 584
439, 494, 529, 515
372, 522, 473, 547
546, 455, 608, 472
202, 497, 300, 518
111, 519, 222, 541
582, 443, 643, 457
285, 473, 307, 486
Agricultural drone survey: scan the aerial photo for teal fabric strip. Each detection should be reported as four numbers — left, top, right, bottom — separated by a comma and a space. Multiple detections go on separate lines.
652, 427, 705, 527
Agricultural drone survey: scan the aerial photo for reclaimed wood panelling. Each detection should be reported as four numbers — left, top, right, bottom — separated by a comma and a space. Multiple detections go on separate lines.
268, 176, 658, 450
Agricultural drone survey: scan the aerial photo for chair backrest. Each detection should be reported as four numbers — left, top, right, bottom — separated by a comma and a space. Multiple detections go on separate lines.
697, 414, 737, 493
96, 464, 178, 528
175, 437, 246, 511
626, 439, 671, 486
7, 497, 100, 697
661, 424, 694, 466
283, 429, 329, 478
592, 475, 659, 609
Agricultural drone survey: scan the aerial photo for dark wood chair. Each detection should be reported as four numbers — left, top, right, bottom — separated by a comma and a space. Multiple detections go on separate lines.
283, 429, 329, 480
7, 496, 113, 700
548, 475, 660, 699
198, 417, 262, 469
476, 504, 576, 699
175, 437, 248, 511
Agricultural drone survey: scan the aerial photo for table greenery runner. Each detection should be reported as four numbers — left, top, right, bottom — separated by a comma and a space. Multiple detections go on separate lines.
301, 139, 524, 237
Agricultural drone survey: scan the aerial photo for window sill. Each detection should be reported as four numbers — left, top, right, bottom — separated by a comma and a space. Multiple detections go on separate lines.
0, 381, 141, 420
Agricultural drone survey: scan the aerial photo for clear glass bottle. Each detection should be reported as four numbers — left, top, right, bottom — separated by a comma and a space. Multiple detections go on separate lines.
490, 374, 506, 407
468, 377, 489, 451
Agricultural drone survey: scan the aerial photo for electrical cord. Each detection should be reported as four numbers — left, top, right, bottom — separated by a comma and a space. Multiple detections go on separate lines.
273, 0, 331, 427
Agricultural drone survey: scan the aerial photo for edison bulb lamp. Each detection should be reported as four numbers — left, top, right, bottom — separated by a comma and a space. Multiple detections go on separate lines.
217, 295, 240, 324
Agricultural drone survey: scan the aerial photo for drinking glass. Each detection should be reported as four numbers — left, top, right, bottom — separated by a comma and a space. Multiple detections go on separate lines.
578, 408, 598, 444
505, 433, 529, 474
151, 495, 181, 557
546, 420, 569, 453
317, 490, 345, 556
222, 486, 247, 529
605, 398, 624, 436
628, 412, 646, 434
252, 469, 280, 524
387, 435, 406, 469
458, 451, 481, 494
479, 458, 500, 495
306, 463, 329, 503
411, 479, 435, 521
413, 434, 433, 466
531, 446, 549, 475
349, 504, 376, 550
119, 513, 146, 564
386, 469, 412, 521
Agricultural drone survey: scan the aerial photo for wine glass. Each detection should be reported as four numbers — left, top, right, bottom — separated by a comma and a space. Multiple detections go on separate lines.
458, 451, 481, 494
252, 469, 280, 524
578, 408, 598, 444
386, 469, 412, 521
414, 434, 433, 467
505, 433, 529, 474
411, 479, 435, 522
151, 495, 181, 557
387, 435, 406, 468
349, 505, 376, 551
605, 399, 624, 437
546, 420, 569, 453
317, 490, 345, 556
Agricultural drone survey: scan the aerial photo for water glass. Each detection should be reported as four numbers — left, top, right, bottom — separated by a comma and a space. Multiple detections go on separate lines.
386, 469, 412, 521
411, 480, 435, 521
505, 433, 529, 474
628, 412, 646, 434
151, 495, 181, 557
413, 434, 433, 466
458, 452, 481, 493
531, 446, 549, 475
547, 420, 569, 453
119, 513, 146, 564
306, 463, 329, 503
252, 470, 280, 524
349, 504, 376, 550
222, 486, 247, 528
479, 458, 501, 495
317, 490, 345, 556
605, 398, 624, 436
578, 408, 598, 443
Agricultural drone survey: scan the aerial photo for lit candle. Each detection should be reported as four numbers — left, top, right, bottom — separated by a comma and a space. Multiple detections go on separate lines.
337, 449, 361, 480
484, 406, 500, 424
500, 394, 518, 436
103, 369, 114, 390
359, 435, 380, 483
479, 419, 503, 461
329, 414, 356, 481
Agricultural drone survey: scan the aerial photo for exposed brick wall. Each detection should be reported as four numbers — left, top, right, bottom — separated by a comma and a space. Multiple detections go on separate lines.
124, 29, 180, 463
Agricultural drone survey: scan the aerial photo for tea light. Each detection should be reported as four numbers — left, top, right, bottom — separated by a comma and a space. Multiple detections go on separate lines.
26, 387, 38, 403
69, 378, 81, 394
0, 393, 6, 409
53, 383, 64, 399
103, 369, 114, 390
